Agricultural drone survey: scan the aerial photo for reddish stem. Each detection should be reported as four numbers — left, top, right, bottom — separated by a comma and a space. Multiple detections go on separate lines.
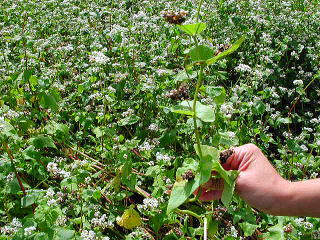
3, 142, 26, 196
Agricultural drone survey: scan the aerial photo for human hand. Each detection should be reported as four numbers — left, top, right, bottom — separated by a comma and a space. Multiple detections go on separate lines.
197, 144, 290, 215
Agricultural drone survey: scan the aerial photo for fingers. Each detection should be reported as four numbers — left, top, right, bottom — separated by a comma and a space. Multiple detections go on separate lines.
225, 144, 257, 170
195, 178, 224, 201
202, 178, 224, 190
199, 190, 223, 201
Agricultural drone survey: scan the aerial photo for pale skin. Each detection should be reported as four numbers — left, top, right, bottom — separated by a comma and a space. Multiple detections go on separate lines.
198, 143, 320, 217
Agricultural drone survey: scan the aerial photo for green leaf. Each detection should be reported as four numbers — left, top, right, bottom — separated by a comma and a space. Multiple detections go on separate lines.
252, 100, 266, 115
39, 93, 59, 111
287, 139, 304, 152
21, 192, 41, 208
189, 45, 214, 63
221, 170, 238, 207
176, 158, 198, 178
61, 177, 78, 191
166, 179, 198, 214
209, 159, 239, 207
45, 122, 69, 137
171, 101, 194, 116
219, 131, 239, 146
93, 127, 104, 138
206, 86, 226, 104
177, 22, 206, 36
0, 119, 19, 140
93, 190, 102, 200
32, 135, 57, 149
239, 222, 259, 237
196, 102, 215, 122
150, 212, 166, 233
174, 71, 197, 82
206, 35, 246, 65
54, 228, 75, 240
118, 115, 140, 126
5, 177, 30, 194
23, 146, 42, 160
171, 101, 215, 122
262, 219, 284, 240
194, 145, 219, 181
167, 146, 219, 214
29, 75, 38, 91
207, 217, 218, 237
276, 117, 292, 125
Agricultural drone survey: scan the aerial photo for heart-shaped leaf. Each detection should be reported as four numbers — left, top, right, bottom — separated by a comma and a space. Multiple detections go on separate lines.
167, 145, 219, 214
189, 45, 214, 63
206, 86, 226, 105
206, 35, 246, 65
177, 22, 206, 36
171, 101, 215, 122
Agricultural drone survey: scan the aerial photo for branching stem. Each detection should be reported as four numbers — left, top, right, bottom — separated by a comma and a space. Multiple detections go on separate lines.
176, 209, 203, 224
196, 0, 205, 22
193, 65, 205, 158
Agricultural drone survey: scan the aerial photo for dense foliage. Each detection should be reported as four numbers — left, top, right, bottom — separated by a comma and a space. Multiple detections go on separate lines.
0, 0, 320, 239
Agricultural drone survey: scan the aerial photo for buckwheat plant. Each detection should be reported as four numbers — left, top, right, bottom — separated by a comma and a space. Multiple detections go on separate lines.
163, 0, 246, 237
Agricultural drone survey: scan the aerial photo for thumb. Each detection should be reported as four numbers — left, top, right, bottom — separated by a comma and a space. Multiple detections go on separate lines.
202, 178, 224, 190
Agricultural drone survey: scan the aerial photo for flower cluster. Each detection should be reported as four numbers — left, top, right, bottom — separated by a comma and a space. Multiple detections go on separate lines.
91, 212, 114, 229
138, 198, 159, 211
24, 226, 36, 236
89, 51, 109, 65
0, 218, 22, 236
47, 162, 71, 179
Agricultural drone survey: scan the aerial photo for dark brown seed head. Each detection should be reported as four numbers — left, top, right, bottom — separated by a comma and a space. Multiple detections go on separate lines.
214, 44, 231, 56
161, 10, 188, 25
181, 170, 195, 181
220, 148, 235, 164
165, 84, 189, 100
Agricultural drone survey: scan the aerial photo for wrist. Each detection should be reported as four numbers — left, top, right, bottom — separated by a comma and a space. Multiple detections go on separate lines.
268, 179, 293, 216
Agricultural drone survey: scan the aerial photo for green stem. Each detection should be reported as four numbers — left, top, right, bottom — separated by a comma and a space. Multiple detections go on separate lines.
187, 187, 203, 202
176, 209, 203, 224
204, 217, 208, 240
193, 65, 205, 158
196, 0, 205, 22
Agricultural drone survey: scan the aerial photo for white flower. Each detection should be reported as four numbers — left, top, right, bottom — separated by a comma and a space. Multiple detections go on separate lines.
139, 198, 159, 210
235, 64, 252, 73
24, 226, 36, 236
294, 218, 304, 226
6, 172, 14, 182
59, 170, 71, 178
85, 177, 91, 184
122, 108, 134, 117
91, 213, 113, 229
47, 199, 57, 206
56, 216, 67, 226
230, 226, 238, 237
81, 230, 96, 240
138, 141, 154, 151
148, 123, 159, 131
0, 218, 22, 235
303, 222, 313, 230
156, 152, 171, 162
293, 79, 303, 85
47, 162, 59, 175
89, 51, 109, 65
46, 188, 55, 198
300, 144, 308, 152
220, 103, 234, 118
107, 86, 116, 93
